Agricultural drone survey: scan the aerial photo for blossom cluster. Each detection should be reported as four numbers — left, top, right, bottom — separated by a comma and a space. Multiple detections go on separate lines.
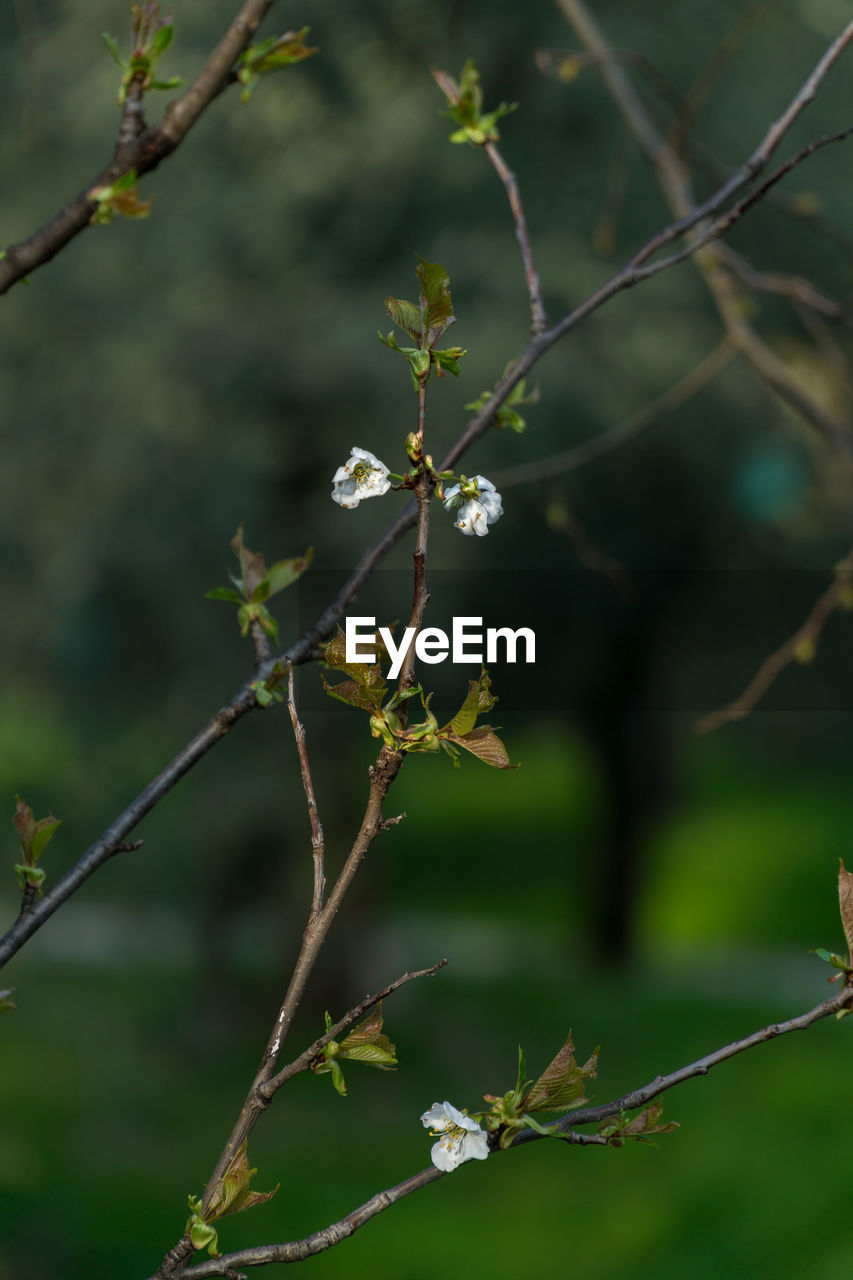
331, 446, 503, 537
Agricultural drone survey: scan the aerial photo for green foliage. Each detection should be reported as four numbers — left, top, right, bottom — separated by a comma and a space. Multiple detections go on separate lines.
465, 372, 539, 433
205, 526, 312, 649
323, 638, 514, 768
432, 59, 517, 145
89, 170, 152, 226
379, 257, 467, 392
312, 1006, 398, 1096
102, 3, 181, 105
597, 1101, 679, 1148
236, 28, 318, 103
481, 1034, 599, 1148
12, 795, 60, 898
186, 1140, 278, 1258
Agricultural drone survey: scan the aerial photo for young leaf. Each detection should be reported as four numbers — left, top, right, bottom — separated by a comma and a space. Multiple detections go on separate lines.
524, 1035, 598, 1113
150, 23, 174, 56
101, 31, 126, 68
262, 547, 314, 599
415, 256, 454, 336
384, 296, 423, 341
839, 860, 853, 965
205, 586, 243, 604
444, 726, 514, 769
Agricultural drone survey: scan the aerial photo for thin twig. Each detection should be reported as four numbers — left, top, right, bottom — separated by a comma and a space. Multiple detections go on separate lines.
492, 338, 734, 487
286, 662, 325, 919
0, 0, 279, 294
397, 376, 432, 701
483, 141, 547, 335
693, 551, 853, 734
150, 976, 853, 1279
716, 244, 849, 319
248, 618, 271, 670
668, 0, 781, 158
554, 0, 853, 455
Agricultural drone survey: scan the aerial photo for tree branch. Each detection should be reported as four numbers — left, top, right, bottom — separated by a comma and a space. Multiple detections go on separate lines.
555, 0, 853, 454
483, 141, 547, 335
4, 17, 852, 969
148, 975, 853, 1279
285, 663, 325, 919
0, 0, 278, 294
693, 550, 853, 734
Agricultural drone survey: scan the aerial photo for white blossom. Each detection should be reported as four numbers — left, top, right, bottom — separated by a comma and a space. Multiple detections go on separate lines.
331, 447, 392, 509
443, 475, 503, 537
421, 1100, 490, 1172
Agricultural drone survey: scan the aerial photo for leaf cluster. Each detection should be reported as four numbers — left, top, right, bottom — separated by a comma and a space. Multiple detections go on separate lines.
102, 3, 181, 105
186, 1141, 278, 1259
89, 170, 152, 226
12, 795, 60, 897
597, 1101, 679, 1148
323, 635, 513, 769
312, 1005, 397, 1097
432, 59, 517, 146
237, 28, 318, 103
205, 525, 312, 648
465, 373, 539, 434
482, 1036, 599, 1148
379, 257, 467, 392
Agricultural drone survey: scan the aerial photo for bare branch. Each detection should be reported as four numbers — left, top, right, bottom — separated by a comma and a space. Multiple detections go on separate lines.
716, 245, 849, 321
555, 0, 853, 454
0, 0, 279, 294
285, 663, 325, 919
693, 551, 853, 734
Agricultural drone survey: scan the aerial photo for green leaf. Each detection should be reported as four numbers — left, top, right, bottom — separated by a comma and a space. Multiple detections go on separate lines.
384, 296, 423, 340
150, 24, 173, 56
330, 1059, 347, 1096
409, 349, 431, 379
323, 627, 388, 699
414, 256, 453, 335
259, 547, 314, 600
525, 1035, 599, 1113
445, 726, 514, 769
189, 1218, 218, 1253
838, 860, 853, 965
338, 1006, 397, 1068
205, 586, 243, 604
149, 76, 183, 91
101, 31, 125, 68
322, 676, 381, 712
13, 797, 60, 866
112, 169, 138, 193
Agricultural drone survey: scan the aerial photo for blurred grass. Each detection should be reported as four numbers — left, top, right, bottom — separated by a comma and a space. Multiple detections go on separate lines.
2, 731, 853, 1278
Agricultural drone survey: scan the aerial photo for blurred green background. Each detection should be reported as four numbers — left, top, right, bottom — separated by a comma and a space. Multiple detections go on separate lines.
2, 1, 853, 1276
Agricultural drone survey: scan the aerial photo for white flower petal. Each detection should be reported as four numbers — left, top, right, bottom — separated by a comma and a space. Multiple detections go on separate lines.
422, 1101, 489, 1171
331, 446, 391, 509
